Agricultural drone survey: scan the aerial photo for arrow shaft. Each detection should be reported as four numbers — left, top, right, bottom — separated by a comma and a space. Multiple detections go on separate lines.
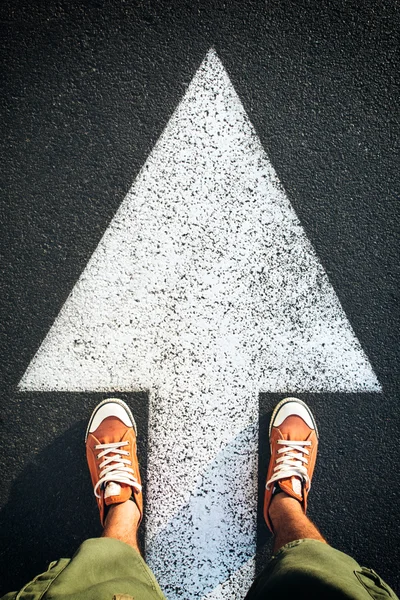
146, 385, 258, 599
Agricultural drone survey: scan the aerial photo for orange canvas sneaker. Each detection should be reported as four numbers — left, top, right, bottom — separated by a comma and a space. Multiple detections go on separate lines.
85, 398, 143, 526
264, 397, 319, 532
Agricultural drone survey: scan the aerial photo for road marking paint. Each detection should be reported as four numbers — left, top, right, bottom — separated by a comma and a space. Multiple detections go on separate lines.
202, 556, 256, 600
19, 49, 381, 598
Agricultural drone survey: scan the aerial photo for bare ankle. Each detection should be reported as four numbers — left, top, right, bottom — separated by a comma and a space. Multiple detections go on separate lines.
269, 492, 327, 553
269, 492, 303, 523
102, 499, 142, 553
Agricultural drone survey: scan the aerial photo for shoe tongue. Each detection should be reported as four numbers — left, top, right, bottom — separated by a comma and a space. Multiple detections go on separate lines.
104, 482, 132, 505
278, 476, 303, 501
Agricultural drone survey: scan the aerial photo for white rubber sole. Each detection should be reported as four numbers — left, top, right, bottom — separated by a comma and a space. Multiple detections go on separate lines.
269, 396, 319, 439
85, 397, 138, 441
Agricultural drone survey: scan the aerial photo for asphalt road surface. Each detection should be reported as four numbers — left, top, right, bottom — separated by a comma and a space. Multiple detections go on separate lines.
1, 0, 399, 597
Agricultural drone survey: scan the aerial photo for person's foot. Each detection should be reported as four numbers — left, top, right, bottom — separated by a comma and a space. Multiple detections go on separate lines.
264, 397, 318, 532
85, 398, 143, 526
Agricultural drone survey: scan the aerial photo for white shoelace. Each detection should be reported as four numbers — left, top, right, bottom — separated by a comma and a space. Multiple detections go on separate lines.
266, 440, 311, 491
94, 441, 142, 498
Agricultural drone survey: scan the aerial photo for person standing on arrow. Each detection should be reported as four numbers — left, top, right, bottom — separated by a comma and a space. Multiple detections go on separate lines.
2, 397, 397, 599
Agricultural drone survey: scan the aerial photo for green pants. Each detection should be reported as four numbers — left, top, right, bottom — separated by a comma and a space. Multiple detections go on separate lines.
2, 538, 398, 600
1, 538, 166, 600
245, 539, 398, 600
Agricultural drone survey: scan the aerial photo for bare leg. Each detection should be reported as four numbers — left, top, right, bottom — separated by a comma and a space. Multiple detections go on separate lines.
269, 492, 327, 554
102, 499, 141, 554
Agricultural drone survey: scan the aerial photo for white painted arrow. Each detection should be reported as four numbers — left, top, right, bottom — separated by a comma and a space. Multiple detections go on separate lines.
19, 49, 381, 599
